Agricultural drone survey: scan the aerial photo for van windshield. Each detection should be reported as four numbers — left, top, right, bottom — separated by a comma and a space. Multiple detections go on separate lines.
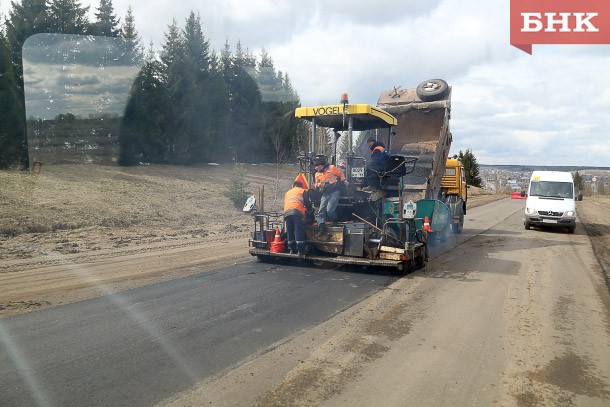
529, 181, 573, 199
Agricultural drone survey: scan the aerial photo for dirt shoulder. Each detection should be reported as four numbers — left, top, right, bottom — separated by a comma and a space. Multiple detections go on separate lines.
3, 164, 605, 319
578, 195, 610, 289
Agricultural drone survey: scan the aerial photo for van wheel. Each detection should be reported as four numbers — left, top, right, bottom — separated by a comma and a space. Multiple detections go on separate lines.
524, 221, 531, 230
567, 226, 575, 234
416, 79, 449, 101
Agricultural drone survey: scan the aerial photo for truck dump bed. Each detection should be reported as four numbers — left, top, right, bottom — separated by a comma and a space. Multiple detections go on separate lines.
377, 87, 452, 201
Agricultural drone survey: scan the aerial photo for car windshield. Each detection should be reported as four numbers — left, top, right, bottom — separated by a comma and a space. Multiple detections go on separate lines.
3, 2, 610, 407
529, 181, 573, 199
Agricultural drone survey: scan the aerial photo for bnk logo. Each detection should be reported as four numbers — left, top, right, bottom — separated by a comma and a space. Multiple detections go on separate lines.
510, 0, 610, 54
521, 12, 599, 33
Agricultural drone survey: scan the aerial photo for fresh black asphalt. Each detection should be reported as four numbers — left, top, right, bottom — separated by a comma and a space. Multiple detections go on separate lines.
0, 260, 397, 407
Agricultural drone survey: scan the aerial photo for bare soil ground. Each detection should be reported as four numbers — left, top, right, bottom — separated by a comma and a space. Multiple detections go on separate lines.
578, 195, 610, 288
1, 165, 607, 318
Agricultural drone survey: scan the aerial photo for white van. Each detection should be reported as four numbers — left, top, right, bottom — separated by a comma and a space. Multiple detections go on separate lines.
524, 171, 577, 233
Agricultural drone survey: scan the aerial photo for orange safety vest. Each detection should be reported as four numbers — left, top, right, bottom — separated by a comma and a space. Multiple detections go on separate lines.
284, 187, 306, 217
315, 165, 346, 188
371, 145, 385, 155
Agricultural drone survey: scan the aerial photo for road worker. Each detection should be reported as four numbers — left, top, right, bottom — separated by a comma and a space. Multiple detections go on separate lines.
313, 157, 346, 236
364, 136, 390, 190
283, 181, 308, 255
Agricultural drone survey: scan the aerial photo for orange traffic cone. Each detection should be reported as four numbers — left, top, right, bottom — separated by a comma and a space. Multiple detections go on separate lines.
269, 227, 285, 253
423, 216, 432, 232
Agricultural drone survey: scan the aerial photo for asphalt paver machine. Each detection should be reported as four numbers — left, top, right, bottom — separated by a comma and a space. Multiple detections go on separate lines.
249, 97, 428, 272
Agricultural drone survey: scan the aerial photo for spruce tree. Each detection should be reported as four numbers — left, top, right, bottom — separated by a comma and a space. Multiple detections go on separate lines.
120, 5, 143, 64
179, 11, 212, 163
6, 0, 48, 96
159, 19, 185, 163
183, 12, 210, 73
6, 0, 48, 59
458, 149, 483, 187
46, 0, 90, 35
214, 40, 236, 162
91, 0, 120, 37
119, 44, 170, 165
159, 19, 183, 83
220, 39, 232, 78
4, 0, 49, 168
207, 50, 230, 162
221, 40, 263, 163
282, 72, 299, 102
0, 28, 25, 168
256, 49, 298, 163
256, 48, 279, 101
233, 40, 256, 77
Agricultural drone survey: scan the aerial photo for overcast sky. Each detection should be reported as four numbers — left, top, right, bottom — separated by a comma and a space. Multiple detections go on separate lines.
2, 0, 610, 166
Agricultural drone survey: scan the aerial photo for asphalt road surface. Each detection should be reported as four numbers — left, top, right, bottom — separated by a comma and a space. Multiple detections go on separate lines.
2, 198, 610, 407
0, 256, 398, 406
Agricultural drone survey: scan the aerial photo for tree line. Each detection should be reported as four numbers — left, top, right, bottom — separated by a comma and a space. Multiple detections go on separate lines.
0, 0, 301, 169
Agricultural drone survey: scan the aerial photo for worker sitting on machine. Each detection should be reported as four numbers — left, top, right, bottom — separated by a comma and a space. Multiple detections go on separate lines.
313, 156, 347, 236
363, 137, 390, 190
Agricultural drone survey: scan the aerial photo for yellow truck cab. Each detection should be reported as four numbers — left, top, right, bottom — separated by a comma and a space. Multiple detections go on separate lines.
440, 158, 467, 233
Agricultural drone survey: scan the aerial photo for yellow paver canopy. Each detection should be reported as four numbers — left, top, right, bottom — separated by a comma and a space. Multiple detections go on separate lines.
295, 103, 397, 131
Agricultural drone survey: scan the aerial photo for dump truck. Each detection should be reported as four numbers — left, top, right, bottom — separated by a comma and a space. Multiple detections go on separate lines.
248, 79, 461, 271
376, 79, 466, 237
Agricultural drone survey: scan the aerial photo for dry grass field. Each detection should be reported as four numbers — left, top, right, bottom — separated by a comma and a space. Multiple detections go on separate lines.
0, 163, 292, 316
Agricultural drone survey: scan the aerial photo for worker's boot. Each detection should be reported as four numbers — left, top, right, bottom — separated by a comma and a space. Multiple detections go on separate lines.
315, 223, 326, 237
